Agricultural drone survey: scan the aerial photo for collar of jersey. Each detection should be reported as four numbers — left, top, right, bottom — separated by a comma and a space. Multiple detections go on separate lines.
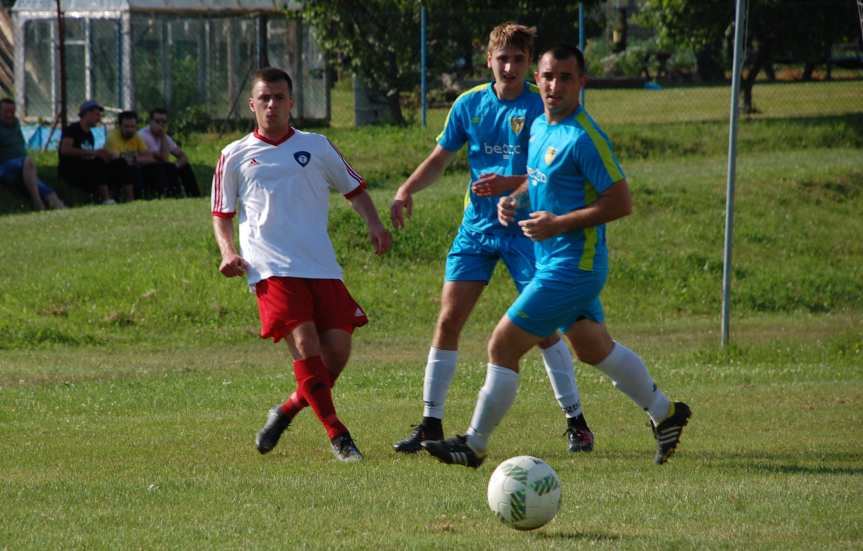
253, 127, 295, 146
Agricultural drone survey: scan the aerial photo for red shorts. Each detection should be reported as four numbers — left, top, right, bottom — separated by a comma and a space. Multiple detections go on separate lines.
255, 277, 368, 342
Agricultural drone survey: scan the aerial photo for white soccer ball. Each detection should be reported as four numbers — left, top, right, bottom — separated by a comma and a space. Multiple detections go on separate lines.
487, 455, 561, 530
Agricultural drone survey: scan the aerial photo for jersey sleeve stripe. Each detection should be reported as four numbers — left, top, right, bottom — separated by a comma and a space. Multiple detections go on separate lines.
343, 180, 368, 200
327, 139, 364, 184
578, 182, 599, 271
575, 112, 624, 182
212, 153, 224, 213
435, 82, 489, 143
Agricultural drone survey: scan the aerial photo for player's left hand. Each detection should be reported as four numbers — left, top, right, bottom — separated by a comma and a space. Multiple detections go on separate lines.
518, 211, 562, 241
472, 173, 520, 197
369, 225, 393, 255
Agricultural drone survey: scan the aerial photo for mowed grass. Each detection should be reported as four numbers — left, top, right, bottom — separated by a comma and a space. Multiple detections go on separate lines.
1, 79, 862, 548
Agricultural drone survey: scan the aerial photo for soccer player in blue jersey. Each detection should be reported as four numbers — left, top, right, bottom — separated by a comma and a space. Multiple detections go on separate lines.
390, 23, 595, 455
423, 45, 691, 468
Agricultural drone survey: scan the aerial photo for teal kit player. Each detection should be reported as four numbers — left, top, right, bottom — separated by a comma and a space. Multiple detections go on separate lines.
423, 45, 691, 468
391, 23, 595, 455
505, 107, 623, 337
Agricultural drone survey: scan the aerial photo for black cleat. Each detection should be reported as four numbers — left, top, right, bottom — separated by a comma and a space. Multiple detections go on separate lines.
255, 405, 291, 455
331, 432, 364, 462
421, 435, 486, 468
393, 419, 443, 454
565, 426, 595, 453
651, 401, 692, 464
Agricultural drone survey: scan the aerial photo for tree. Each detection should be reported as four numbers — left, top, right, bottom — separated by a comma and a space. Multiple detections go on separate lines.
292, 1, 604, 125
639, 0, 858, 113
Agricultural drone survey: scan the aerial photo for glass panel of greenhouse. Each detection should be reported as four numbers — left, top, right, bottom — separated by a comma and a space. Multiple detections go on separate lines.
12, 0, 328, 125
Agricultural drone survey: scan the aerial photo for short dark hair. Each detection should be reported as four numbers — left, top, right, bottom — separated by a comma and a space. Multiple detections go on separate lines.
0, 98, 14, 108
251, 67, 293, 95
117, 110, 138, 125
149, 107, 168, 120
541, 45, 586, 75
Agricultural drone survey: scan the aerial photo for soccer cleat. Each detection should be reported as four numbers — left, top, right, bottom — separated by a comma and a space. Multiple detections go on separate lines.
255, 405, 291, 455
421, 435, 486, 468
651, 401, 692, 464
393, 420, 443, 454
565, 426, 595, 453
331, 432, 364, 462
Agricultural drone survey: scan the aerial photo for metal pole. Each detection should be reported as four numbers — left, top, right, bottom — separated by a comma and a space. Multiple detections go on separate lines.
578, 1, 585, 107
721, 0, 747, 348
420, 3, 427, 128
55, 0, 67, 128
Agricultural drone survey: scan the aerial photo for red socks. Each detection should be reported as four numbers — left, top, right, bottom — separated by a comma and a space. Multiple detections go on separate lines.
291, 356, 347, 440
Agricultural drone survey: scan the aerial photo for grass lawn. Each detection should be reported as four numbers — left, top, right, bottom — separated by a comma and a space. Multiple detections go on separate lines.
1, 78, 861, 549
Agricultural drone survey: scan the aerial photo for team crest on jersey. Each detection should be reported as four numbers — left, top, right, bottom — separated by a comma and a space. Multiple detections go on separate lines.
248, 158, 258, 166
471, 116, 481, 125
544, 146, 557, 165
510, 116, 525, 135
294, 151, 311, 167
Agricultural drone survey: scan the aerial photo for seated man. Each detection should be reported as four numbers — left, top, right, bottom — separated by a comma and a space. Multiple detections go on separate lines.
138, 108, 200, 198
0, 98, 65, 210
59, 100, 119, 204
105, 110, 155, 200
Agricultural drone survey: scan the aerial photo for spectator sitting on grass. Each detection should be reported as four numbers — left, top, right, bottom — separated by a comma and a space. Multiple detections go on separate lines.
59, 100, 118, 205
0, 98, 65, 210
105, 110, 156, 200
138, 108, 200, 198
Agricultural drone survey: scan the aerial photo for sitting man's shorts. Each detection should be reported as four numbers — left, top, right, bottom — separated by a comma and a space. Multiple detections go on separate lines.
255, 276, 368, 342
444, 226, 535, 292
0, 157, 55, 199
507, 268, 607, 338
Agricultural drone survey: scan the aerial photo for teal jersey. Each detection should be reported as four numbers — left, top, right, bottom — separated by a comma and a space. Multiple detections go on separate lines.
437, 82, 544, 234
527, 106, 625, 275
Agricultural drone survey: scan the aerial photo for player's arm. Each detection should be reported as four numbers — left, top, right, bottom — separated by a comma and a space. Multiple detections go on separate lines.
497, 177, 530, 226
349, 190, 393, 255
212, 216, 249, 277
472, 173, 527, 197
519, 179, 632, 241
390, 145, 454, 229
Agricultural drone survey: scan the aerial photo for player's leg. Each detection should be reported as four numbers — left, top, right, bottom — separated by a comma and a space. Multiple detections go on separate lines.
395, 228, 495, 453
20, 157, 46, 210
501, 234, 593, 451
423, 315, 539, 468
566, 318, 690, 464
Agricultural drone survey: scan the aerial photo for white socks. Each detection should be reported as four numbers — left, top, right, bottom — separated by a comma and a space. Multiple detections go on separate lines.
422, 347, 458, 419
540, 339, 583, 418
594, 342, 670, 424
466, 364, 519, 453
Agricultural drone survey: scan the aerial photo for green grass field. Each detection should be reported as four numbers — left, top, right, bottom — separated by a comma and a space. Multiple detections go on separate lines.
1, 79, 862, 549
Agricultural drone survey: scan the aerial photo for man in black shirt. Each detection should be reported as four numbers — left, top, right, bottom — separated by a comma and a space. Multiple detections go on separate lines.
58, 100, 123, 204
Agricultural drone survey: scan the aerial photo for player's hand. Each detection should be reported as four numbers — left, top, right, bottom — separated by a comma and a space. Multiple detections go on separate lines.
369, 224, 393, 255
518, 211, 562, 241
218, 253, 249, 278
472, 173, 520, 197
390, 191, 413, 230
498, 195, 518, 226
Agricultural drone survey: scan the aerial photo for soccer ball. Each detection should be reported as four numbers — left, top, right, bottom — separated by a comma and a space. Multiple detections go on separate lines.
487, 456, 561, 530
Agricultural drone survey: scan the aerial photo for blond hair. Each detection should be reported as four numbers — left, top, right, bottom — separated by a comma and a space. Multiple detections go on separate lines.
487, 22, 537, 57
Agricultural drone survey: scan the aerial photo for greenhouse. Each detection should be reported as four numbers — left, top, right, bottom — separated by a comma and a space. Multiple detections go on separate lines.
11, 0, 329, 125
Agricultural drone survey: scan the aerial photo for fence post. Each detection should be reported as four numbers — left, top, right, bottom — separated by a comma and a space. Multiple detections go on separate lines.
579, 1, 585, 107
721, 0, 747, 348
420, 3, 427, 128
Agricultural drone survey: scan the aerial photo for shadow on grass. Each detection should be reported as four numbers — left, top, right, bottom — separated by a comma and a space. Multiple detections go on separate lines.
535, 530, 623, 542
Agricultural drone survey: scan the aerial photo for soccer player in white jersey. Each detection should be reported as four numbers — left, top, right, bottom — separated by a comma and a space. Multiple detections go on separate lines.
423, 45, 691, 468
211, 68, 392, 462
390, 22, 595, 455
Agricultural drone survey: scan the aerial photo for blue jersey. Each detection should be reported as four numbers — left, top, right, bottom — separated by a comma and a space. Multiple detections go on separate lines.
527, 106, 625, 276
437, 82, 544, 234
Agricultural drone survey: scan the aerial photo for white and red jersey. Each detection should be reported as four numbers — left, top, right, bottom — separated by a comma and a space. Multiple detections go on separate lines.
211, 128, 367, 286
